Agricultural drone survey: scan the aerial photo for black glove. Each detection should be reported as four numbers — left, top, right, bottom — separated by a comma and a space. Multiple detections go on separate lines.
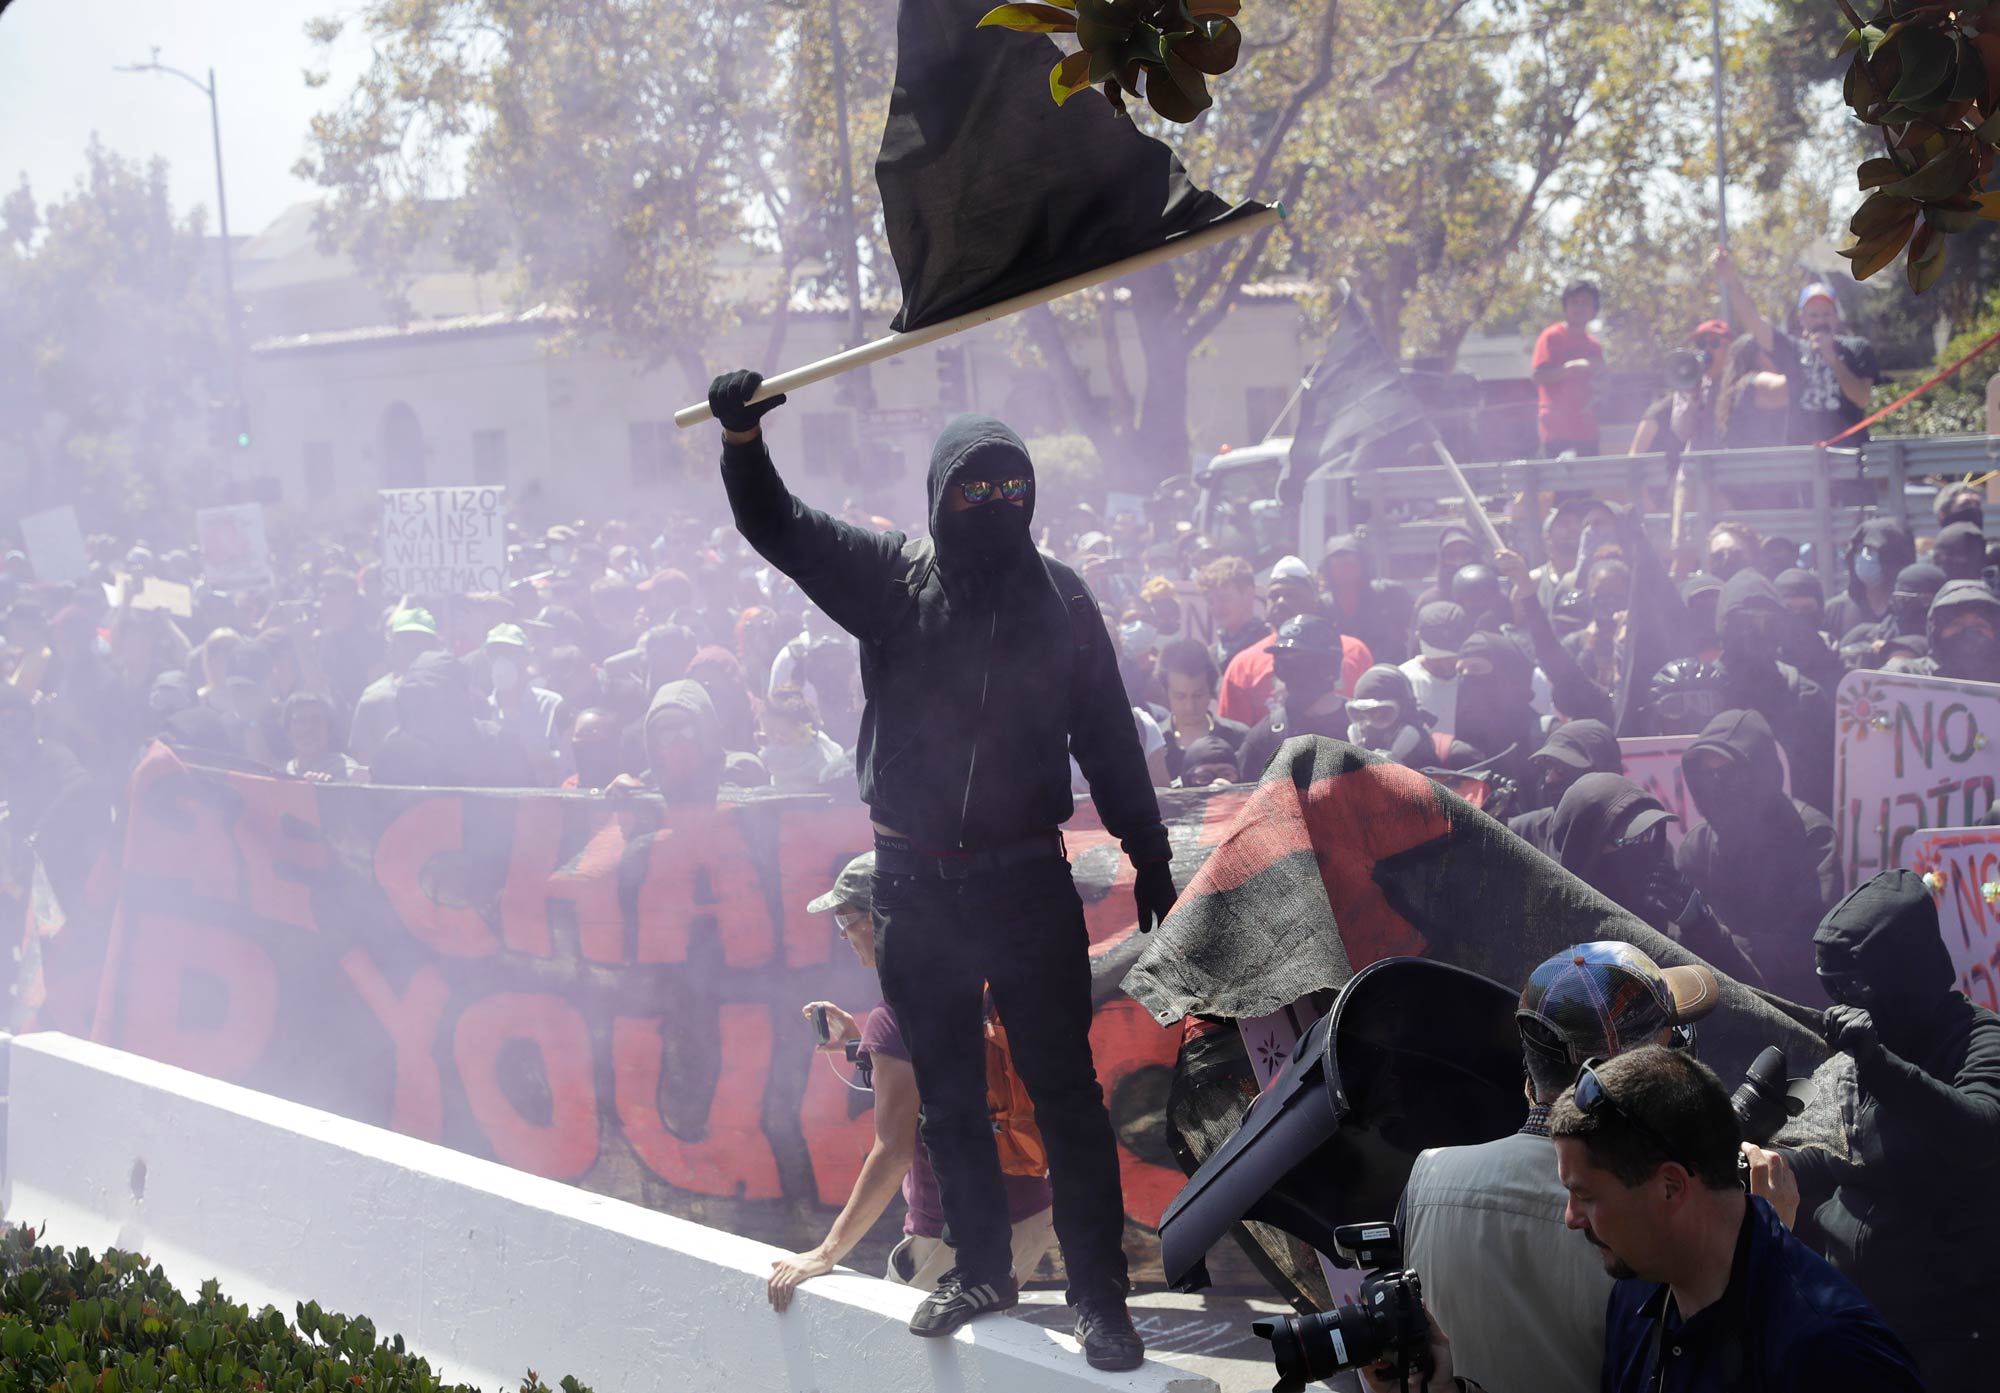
708, 369, 786, 434
1134, 860, 1178, 934
1823, 1005, 1880, 1063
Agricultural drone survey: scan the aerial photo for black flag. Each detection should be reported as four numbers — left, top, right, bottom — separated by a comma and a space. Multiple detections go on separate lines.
1277, 281, 1437, 505
875, 0, 1267, 333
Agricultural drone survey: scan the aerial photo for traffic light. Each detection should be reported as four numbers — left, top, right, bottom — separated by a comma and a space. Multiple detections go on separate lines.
233, 402, 253, 450
936, 345, 968, 412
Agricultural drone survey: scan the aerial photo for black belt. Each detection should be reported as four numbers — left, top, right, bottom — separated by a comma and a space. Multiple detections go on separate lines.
872, 830, 1065, 880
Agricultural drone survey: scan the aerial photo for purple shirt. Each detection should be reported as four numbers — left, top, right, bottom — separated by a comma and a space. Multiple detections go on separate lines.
860, 1003, 1053, 1238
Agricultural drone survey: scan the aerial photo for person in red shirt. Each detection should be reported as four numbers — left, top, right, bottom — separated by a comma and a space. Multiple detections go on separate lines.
1216, 556, 1372, 726
1531, 280, 1606, 457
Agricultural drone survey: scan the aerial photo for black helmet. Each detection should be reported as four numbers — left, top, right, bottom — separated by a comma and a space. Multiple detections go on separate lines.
1270, 613, 1343, 653
1647, 658, 1724, 735
1451, 564, 1504, 617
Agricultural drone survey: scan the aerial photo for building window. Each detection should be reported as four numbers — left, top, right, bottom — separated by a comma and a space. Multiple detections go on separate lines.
1245, 385, 1292, 441
473, 428, 508, 486
304, 442, 334, 501
629, 420, 677, 490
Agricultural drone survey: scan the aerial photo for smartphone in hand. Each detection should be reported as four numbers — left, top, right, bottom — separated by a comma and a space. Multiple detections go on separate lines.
811, 1004, 831, 1046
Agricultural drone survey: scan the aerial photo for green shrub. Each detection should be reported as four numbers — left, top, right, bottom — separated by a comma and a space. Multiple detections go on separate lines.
0, 1224, 592, 1393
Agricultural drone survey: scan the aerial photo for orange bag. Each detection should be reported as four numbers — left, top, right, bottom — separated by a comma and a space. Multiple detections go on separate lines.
985, 1013, 1048, 1178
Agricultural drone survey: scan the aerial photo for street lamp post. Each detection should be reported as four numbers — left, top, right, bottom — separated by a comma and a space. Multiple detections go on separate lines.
115, 50, 245, 439
1708, 0, 1733, 327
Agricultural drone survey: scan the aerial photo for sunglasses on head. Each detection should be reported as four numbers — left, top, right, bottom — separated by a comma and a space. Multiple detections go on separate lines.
959, 477, 1031, 506
1574, 1057, 1689, 1172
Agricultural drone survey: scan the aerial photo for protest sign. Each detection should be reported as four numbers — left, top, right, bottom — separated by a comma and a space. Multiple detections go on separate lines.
1620, 735, 1791, 850
17, 744, 1233, 1269
195, 504, 272, 590
379, 487, 508, 595
106, 574, 195, 619
19, 505, 88, 584
1903, 827, 2000, 1011
1835, 670, 2000, 891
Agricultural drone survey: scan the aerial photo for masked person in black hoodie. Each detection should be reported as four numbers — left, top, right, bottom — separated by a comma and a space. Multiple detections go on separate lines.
1675, 709, 1841, 1005
1319, 533, 1413, 665
1450, 629, 1544, 792
1823, 518, 1916, 639
1507, 718, 1621, 856
1237, 615, 1350, 782
1342, 663, 1475, 771
708, 371, 1165, 1370
1896, 578, 2000, 684
1551, 773, 1765, 987
1714, 569, 1835, 815
1415, 524, 1486, 610
1791, 870, 2000, 1386
1845, 562, 1943, 671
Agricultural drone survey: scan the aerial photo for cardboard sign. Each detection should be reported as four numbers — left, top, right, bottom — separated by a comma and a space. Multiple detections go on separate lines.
195, 504, 273, 590
380, 486, 507, 595
1834, 670, 2000, 891
1902, 827, 2000, 1011
19, 505, 88, 584
1619, 735, 1792, 850
106, 574, 195, 619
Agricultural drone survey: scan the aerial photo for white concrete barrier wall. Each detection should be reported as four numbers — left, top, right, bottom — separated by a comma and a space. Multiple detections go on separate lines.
0, 1033, 1215, 1393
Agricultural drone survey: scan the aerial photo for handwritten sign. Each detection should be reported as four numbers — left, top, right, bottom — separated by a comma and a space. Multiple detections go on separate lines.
195, 504, 272, 590
1835, 670, 2000, 891
1902, 828, 2000, 1010
19, 506, 88, 584
379, 487, 507, 596
1619, 736, 1792, 850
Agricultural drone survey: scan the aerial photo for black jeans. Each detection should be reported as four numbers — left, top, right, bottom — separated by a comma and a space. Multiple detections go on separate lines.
871, 854, 1128, 1305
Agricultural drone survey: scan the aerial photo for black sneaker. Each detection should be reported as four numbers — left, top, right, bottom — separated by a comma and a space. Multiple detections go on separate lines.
908, 1269, 1018, 1337
1074, 1297, 1145, 1371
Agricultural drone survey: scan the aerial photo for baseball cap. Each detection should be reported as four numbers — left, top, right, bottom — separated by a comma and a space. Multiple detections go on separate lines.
1689, 319, 1730, 343
1797, 283, 1838, 312
390, 607, 440, 638
806, 851, 875, 916
1120, 619, 1161, 654
485, 622, 530, 649
1416, 600, 1471, 659
1268, 554, 1313, 584
1517, 941, 1719, 1064
1529, 719, 1619, 775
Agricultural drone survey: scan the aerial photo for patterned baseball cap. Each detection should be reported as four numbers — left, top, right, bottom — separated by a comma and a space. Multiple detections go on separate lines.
1516, 941, 1719, 1064
806, 852, 874, 916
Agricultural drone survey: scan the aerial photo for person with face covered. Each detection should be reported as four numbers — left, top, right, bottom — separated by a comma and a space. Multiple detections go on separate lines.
1236, 615, 1352, 782
1343, 663, 1474, 771
368, 650, 537, 789
1823, 518, 1916, 640
1787, 870, 2000, 1386
1713, 569, 1835, 815
1931, 520, 1988, 585
1415, 524, 1486, 610
1674, 709, 1840, 1005
1217, 557, 1372, 727
707, 370, 1162, 1369
1506, 719, 1621, 856
1841, 562, 1942, 672
1318, 533, 1413, 665
1551, 773, 1764, 987
1449, 629, 1545, 791
1771, 568, 1842, 690
1892, 578, 2000, 684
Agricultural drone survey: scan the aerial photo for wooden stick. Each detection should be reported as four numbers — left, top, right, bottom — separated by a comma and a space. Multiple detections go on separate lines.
673, 204, 1286, 429
1432, 439, 1507, 556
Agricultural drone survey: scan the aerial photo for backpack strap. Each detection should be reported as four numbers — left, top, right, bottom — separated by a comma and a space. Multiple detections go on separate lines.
1043, 556, 1099, 658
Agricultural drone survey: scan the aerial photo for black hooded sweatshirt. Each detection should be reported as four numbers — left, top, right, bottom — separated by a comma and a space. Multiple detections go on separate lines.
1823, 518, 1916, 640
1506, 717, 1621, 854
1899, 577, 2000, 683
1791, 870, 2000, 1356
1320, 533, 1414, 665
1715, 569, 1835, 815
721, 417, 1168, 861
1674, 708, 1840, 1005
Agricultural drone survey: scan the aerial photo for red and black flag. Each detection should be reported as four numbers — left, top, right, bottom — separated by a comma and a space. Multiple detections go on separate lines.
875, 0, 1268, 332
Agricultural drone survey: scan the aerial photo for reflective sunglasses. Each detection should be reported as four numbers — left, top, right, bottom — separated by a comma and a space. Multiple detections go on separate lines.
1574, 1057, 1689, 1171
959, 477, 1031, 506
1816, 966, 1874, 1005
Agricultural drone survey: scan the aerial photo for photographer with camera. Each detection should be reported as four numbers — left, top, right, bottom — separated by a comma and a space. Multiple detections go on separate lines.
1550, 1045, 1925, 1392
1392, 944, 1726, 1393
767, 853, 1057, 1314
1788, 869, 2000, 1388
1630, 320, 1730, 468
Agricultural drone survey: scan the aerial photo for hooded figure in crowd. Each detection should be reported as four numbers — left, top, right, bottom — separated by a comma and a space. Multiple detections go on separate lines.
709, 371, 1165, 1368
1506, 718, 1621, 856
370, 650, 536, 789
1342, 663, 1473, 771
1789, 870, 2000, 1387
1773, 567, 1842, 690
1713, 569, 1834, 815
0, 684, 87, 886
1674, 709, 1841, 1005
1550, 773, 1763, 986
1450, 629, 1543, 790
1843, 561, 1944, 668
1237, 615, 1351, 782
1932, 520, 1987, 583
1416, 525, 1485, 610
1894, 578, 2000, 684
641, 678, 727, 804
1823, 518, 1915, 639
1319, 533, 1413, 666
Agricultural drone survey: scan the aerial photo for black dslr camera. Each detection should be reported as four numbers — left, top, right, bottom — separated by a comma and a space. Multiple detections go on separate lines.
1252, 1222, 1429, 1393
1664, 347, 1712, 392
1729, 1046, 1812, 1191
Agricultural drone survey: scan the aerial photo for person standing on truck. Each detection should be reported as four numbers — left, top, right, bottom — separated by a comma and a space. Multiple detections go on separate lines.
1530, 280, 1606, 458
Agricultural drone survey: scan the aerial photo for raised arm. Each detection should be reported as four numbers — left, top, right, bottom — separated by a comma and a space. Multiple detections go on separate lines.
1712, 248, 1773, 354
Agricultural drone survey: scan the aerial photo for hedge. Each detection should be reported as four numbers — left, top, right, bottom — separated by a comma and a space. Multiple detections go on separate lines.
0, 1224, 594, 1393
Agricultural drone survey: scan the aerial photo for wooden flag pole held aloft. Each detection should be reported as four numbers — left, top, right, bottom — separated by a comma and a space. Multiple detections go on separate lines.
673, 203, 1286, 429
1431, 438, 1507, 557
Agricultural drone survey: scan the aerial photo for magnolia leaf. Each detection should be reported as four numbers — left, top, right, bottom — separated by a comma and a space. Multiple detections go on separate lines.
1907, 223, 1946, 292
1839, 221, 1917, 280
1926, 197, 1983, 232
1186, 0, 1242, 15
1877, 142, 1977, 201
1050, 50, 1093, 104
1851, 191, 1918, 237
976, 3, 1079, 32
1172, 16, 1241, 74
1087, 43, 1122, 83
1858, 156, 1905, 188
1145, 48, 1211, 122
1890, 29, 1956, 106
1075, 0, 1137, 50
1953, 37, 1987, 102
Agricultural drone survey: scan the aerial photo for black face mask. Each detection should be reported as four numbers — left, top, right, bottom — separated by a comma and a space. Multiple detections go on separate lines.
934, 501, 1032, 568
1941, 627, 2000, 678
1721, 614, 1780, 666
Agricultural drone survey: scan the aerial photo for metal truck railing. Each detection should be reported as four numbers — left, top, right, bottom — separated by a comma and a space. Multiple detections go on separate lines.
1294, 434, 2000, 590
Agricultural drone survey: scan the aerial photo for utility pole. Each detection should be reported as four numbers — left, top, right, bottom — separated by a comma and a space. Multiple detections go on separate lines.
1708, 0, 1733, 327
115, 51, 247, 449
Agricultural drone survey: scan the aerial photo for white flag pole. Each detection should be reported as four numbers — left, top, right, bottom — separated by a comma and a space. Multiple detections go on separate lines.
673, 203, 1286, 429
1432, 438, 1507, 557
